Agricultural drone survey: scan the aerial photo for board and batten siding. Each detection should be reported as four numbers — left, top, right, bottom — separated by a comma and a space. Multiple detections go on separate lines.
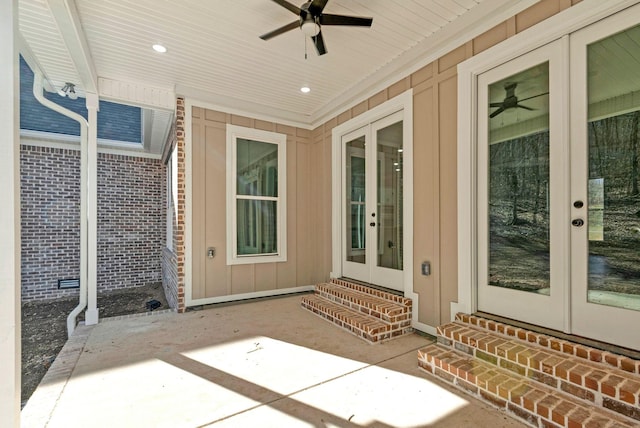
190, 107, 331, 300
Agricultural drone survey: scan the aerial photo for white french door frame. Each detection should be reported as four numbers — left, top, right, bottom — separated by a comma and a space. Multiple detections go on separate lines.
476, 38, 570, 332
456, 0, 640, 332
569, 6, 640, 350
331, 89, 414, 296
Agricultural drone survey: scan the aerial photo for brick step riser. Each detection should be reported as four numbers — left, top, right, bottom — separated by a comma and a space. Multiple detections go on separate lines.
301, 299, 412, 343
437, 323, 640, 423
329, 279, 412, 307
454, 313, 640, 376
314, 288, 411, 324
418, 344, 637, 428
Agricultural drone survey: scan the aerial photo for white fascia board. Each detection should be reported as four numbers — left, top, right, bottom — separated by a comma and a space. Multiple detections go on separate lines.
99, 77, 176, 112
17, 32, 55, 93
20, 130, 162, 159
47, 0, 98, 94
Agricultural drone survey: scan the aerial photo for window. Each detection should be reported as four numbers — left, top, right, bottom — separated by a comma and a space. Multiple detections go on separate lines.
226, 125, 286, 264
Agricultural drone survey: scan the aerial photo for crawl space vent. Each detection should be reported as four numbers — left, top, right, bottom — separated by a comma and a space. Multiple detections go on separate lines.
58, 278, 80, 289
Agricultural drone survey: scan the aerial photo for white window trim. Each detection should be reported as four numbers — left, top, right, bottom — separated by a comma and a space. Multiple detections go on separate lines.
454, 0, 637, 321
226, 124, 287, 265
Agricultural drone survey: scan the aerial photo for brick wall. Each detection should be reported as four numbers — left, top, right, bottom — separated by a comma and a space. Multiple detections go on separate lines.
161, 248, 178, 309
21, 145, 81, 300
97, 153, 165, 292
175, 98, 186, 312
20, 144, 165, 300
161, 121, 179, 310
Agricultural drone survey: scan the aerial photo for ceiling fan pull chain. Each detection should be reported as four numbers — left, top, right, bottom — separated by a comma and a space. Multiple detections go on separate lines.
304, 34, 308, 60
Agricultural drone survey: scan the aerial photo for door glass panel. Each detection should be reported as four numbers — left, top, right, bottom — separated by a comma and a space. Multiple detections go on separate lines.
488, 63, 551, 294
587, 24, 640, 311
376, 121, 403, 270
346, 137, 366, 264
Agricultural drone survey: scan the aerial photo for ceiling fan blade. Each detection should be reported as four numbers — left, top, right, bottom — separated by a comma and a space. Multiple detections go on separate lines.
320, 13, 373, 27
260, 20, 300, 40
519, 92, 549, 102
312, 31, 327, 55
516, 104, 535, 111
489, 102, 503, 107
308, 0, 329, 16
269, 0, 301, 15
490, 107, 505, 118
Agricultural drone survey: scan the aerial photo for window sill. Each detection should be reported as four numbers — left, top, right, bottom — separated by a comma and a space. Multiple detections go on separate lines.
227, 253, 287, 265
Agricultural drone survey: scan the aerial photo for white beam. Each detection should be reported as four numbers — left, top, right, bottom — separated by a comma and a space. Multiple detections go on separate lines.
0, 0, 21, 425
85, 93, 99, 325
99, 77, 176, 111
47, 0, 98, 93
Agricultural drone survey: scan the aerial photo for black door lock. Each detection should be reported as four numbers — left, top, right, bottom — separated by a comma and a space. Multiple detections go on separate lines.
571, 218, 584, 227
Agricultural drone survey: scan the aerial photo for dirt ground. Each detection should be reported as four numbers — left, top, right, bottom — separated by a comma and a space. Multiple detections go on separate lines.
21, 282, 169, 407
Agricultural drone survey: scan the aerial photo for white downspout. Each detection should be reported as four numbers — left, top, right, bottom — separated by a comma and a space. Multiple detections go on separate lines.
84, 93, 99, 325
32, 72, 89, 337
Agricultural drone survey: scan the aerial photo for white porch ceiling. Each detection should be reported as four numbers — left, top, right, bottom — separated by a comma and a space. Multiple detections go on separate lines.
18, 0, 534, 128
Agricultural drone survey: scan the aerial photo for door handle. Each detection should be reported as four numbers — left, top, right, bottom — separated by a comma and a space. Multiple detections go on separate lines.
571, 218, 584, 227
370, 222, 376, 227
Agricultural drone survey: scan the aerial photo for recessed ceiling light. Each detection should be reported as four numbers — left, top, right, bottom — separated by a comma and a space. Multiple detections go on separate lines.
152, 44, 167, 53
300, 86, 311, 93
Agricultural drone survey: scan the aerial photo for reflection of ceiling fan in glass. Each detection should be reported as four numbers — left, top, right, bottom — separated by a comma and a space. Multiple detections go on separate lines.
490, 82, 549, 118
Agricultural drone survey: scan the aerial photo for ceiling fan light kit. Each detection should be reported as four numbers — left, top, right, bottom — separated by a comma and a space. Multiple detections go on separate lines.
260, 0, 373, 56
301, 17, 320, 36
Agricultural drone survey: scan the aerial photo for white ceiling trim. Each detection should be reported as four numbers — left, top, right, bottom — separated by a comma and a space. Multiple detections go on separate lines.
47, 0, 97, 93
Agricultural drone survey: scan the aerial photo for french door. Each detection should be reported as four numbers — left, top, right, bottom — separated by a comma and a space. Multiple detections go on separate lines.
342, 111, 404, 291
477, 5, 640, 350
477, 39, 568, 331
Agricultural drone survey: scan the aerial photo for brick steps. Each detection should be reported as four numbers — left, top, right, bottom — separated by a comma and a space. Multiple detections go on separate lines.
418, 313, 640, 427
418, 343, 636, 428
301, 278, 412, 344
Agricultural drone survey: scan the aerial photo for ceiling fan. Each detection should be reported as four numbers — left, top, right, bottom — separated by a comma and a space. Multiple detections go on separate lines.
490, 82, 549, 118
260, 0, 373, 56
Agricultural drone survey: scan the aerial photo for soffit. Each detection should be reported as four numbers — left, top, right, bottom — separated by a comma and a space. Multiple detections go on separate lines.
19, 0, 531, 128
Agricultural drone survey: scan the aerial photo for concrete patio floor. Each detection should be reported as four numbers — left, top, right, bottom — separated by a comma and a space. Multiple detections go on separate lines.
21, 294, 527, 427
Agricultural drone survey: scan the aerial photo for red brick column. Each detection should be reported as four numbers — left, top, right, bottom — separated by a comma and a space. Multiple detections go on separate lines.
176, 98, 186, 312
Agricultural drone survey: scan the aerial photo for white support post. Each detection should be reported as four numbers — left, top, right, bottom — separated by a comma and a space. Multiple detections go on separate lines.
85, 93, 99, 325
0, 0, 21, 425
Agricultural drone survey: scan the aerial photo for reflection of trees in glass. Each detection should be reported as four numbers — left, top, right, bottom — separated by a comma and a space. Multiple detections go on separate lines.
489, 131, 549, 229
589, 111, 640, 199
588, 110, 640, 297
489, 131, 550, 293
